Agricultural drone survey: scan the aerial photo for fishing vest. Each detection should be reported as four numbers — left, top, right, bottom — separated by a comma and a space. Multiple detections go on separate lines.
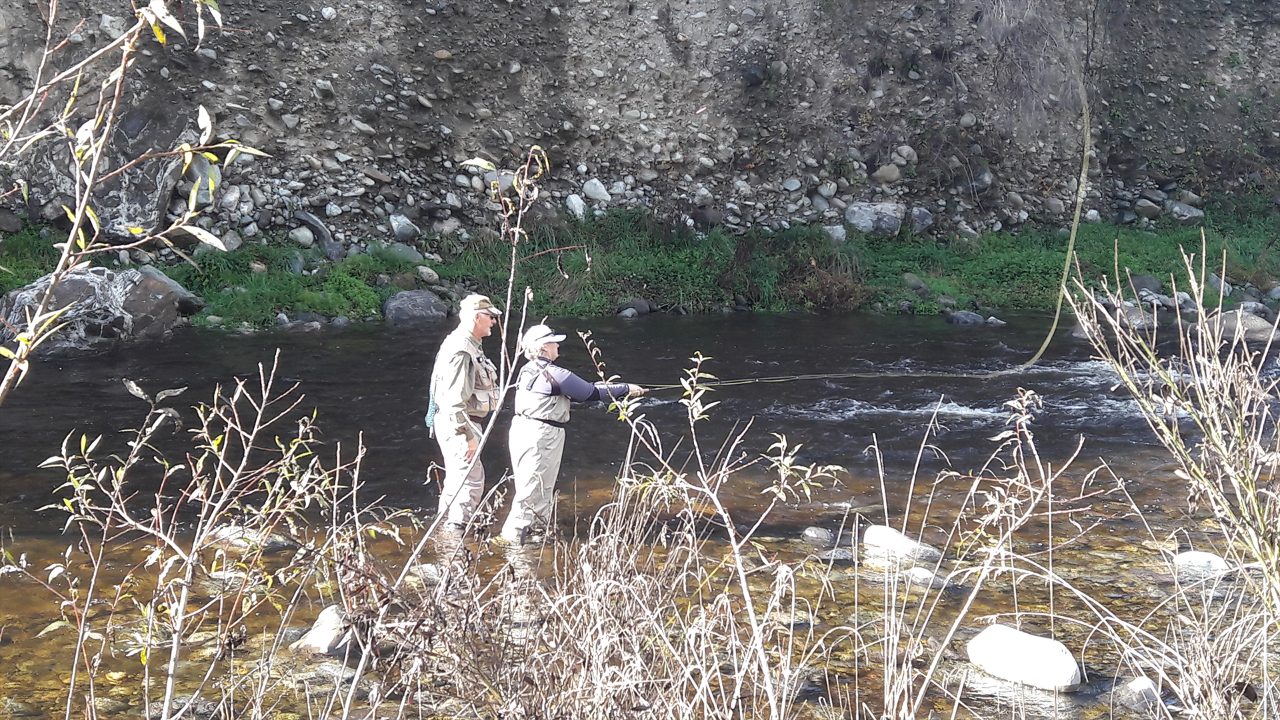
432, 330, 499, 420
514, 360, 571, 425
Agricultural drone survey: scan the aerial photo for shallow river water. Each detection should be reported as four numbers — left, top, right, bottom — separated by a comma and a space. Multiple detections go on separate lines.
0, 313, 1203, 717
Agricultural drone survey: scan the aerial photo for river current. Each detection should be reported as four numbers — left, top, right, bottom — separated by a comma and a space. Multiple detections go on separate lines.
0, 313, 1193, 717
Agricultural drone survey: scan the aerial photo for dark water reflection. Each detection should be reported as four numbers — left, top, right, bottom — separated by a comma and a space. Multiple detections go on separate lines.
0, 313, 1197, 716
0, 312, 1176, 533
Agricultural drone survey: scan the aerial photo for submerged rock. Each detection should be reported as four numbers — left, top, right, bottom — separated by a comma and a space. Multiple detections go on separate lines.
966, 623, 1081, 691
1172, 550, 1229, 579
206, 525, 296, 553
1112, 676, 1161, 713
802, 526, 836, 547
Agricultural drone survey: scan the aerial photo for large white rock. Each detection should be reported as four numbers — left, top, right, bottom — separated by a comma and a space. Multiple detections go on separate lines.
1173, 550, 1229, 579
966, 624, 1081, 691
289, 605, 348, 655
862, 525, 943, 563
582, 178, 611, 203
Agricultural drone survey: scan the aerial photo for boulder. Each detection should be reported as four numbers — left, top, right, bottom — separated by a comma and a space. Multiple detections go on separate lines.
18, 102, 199, 239
1197, 309, 1278, 344
862, 525, 942, 563
966, 624, 1081, 691
1133, 199, 1162, 219
943, 309, 985, 326
383, 290, 449, 326
844, 202, 905, 237
1167, 201, 1204, 224
617, 298, 654, 315
0, 266, 201, 355
1129, 274, 1163, 294
289, 606, 348, 655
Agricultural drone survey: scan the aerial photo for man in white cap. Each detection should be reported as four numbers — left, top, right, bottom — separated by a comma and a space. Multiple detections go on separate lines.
428, 293, 502, 528
499, 323, 645, 543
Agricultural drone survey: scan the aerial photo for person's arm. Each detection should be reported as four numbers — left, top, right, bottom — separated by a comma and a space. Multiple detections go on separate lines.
436, 351, 477, 439
542, 365, 638, 402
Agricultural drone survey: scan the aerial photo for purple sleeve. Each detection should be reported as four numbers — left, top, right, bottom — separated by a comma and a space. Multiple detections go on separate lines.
541, 364, 630, 402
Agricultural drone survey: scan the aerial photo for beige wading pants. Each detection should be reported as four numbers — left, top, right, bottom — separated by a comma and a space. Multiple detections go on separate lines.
500, 415, 566, 542
434, 418, 485, 526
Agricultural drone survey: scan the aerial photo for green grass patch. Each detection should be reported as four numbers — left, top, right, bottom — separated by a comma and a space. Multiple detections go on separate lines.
437, 210, 867, 315
164, 241, 417, 327
853, 205, 1280, 311
0, 227, 61, 294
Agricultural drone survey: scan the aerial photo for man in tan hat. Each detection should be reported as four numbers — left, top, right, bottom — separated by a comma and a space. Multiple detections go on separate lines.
428, 293, 502, 528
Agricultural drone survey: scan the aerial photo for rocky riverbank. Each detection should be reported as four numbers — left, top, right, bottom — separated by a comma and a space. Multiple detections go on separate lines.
2, 0, 1280, 258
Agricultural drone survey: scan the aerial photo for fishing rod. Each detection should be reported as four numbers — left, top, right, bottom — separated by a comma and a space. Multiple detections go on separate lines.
638, 367, 1026, 393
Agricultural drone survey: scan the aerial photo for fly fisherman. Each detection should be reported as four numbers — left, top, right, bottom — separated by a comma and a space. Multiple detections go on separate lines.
427, 294, 502, 529
498, 324, 646, 544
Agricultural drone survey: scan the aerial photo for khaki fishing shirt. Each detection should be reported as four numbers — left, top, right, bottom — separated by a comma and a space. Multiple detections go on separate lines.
430, 327, 499, 442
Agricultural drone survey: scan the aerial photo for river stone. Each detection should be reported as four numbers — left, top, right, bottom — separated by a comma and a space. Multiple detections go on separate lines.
1238, 301, 1273, 321
1112, 676, 1161, 713
583, 178, 611, 203
862, 525, 942, 563
802, 526, 835, 547
844, 202, 905, 237
903, 565, 948, 589
816, 547, 857, 564
0, 266, 201, 355
384, 289, 449, 326
1196, 309, 1278, 343
1133, 199, 1162, 219
206, 524, 296, 553
1129, 274, 1162, 294
1172, 550, 1229, 579
377, 241, 425, 264
1208, 273, 1233, 297
0, 208, 24, 233
871, 164, 901, 184
1167, 201, 1204, 224
966, 624, 1081, 691
290, 606, 348, 655
617, 298, 653, 315
389, 214, 421, 242
910, 206, 934, 234
944, 309, 985, 326
902, 272, 928, 295
566, 194, 586, 219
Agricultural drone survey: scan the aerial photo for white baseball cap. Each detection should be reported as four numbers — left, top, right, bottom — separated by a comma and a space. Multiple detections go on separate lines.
520, 324, 566, 353
460, 293, 502, 316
